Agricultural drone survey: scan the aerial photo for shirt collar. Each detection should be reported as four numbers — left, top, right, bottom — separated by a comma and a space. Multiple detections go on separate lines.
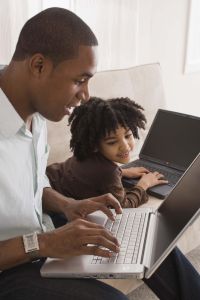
0, 88, 25, 138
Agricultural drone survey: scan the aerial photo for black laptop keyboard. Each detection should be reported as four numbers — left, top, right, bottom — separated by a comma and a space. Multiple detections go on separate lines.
128, 161, 182, 186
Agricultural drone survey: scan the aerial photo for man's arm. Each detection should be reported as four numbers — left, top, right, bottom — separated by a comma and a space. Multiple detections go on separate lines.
0, 219, 119, 271
0, 189, 122, 271
0, 237, 30, 270
42, 187, 122, 221
0, 232, 48, 270
42, 186, 74, 215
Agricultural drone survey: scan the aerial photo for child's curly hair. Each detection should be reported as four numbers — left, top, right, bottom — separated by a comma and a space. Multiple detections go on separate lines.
68, 97, 146, 161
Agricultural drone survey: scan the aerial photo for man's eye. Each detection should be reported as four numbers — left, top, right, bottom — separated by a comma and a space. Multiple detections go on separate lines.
75, 80, 83, 85
75, 79, 86, 85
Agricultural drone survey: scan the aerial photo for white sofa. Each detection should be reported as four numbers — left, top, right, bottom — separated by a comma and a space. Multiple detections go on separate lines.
47, 63, 200, 295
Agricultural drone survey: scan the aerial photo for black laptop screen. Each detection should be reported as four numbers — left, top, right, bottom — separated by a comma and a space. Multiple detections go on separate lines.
140, 110, 200, 170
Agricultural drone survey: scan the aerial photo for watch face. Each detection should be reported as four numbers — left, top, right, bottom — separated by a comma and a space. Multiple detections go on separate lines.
23, 232, 39, 253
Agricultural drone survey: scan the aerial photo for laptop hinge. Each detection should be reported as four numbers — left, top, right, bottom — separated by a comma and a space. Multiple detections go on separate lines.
140, 155, 184, 173
143, 211, 158, 269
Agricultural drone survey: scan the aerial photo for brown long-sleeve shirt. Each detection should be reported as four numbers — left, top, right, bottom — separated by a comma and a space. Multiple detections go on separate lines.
46, 153, 148, 208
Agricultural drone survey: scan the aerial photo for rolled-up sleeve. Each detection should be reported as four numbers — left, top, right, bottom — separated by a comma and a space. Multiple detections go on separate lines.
105, 168, 149, 208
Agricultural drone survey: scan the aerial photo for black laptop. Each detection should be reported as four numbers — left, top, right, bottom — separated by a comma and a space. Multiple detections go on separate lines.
122, 109, 200, 199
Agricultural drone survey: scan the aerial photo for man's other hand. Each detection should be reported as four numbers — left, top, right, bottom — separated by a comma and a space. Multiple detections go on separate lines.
62, 193, 122, 221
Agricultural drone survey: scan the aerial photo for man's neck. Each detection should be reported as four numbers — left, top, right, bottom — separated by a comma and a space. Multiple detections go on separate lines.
26, 115, 33, 132
0, 62, 35, 126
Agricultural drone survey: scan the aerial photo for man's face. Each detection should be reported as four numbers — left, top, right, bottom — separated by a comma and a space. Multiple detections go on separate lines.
30, 45, 97, 121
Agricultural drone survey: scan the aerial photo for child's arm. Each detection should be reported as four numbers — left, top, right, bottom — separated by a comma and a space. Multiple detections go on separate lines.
46, 162, 65, 194
121, 167, 149, 178
107, 170, 167, 208
105, 168, 149, 208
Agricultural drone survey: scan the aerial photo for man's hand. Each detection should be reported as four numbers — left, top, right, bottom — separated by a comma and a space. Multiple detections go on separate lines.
39, 218, 120, 259
62, 193, 122, 221
122, 167, 149, 178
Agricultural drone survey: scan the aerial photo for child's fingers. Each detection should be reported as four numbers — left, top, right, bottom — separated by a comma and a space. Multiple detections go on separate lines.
157, 179, 168, 185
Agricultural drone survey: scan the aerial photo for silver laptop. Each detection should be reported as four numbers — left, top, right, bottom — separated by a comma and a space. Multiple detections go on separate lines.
122, 109, 200, 199
41, 153, 200, 279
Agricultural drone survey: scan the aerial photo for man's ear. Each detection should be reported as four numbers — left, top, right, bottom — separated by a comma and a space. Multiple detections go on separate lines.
28, 54, 51, 77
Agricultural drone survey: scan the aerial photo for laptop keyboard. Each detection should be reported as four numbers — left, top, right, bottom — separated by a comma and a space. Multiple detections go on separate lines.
91, 211, 147, 264
131, 161, 181, 186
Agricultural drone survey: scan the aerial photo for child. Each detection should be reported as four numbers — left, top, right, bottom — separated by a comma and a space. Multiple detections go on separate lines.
46, 97, 167, 208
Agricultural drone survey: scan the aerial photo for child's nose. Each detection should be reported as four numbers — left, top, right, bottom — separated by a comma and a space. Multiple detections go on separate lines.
120, 140, 130, 151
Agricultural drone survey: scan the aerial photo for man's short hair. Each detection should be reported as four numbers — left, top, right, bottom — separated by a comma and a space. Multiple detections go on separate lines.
12, 7, 98, 64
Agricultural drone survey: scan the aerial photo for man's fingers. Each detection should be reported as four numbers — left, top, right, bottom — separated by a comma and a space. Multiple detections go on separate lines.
88, 200, 119, 221
81, 235, 120, 255
77, 218, 106, 229
94, 193, 122, 215
72, 219, 119, 247
82, 228, 119, 245
82, 245, 118, 257
100, 205, 116, 221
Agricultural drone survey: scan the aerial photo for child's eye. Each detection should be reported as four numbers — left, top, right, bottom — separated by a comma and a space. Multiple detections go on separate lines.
106, 141, 116, 145
125, 133, 133, 139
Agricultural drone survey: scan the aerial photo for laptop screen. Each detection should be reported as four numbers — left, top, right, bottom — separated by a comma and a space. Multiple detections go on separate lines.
140, 109, 200, 171
147, 153, 200, 277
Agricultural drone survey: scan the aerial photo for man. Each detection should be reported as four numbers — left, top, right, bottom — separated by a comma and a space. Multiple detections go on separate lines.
0, 7, 199, 300
0, 7, 127, 300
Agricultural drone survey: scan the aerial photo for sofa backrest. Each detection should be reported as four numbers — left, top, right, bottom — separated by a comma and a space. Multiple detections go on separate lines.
47, 63, 166, 164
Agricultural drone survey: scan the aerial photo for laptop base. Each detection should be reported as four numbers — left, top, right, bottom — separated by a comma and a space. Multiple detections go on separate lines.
122, 177, 171, 199
41, 256, 145, 279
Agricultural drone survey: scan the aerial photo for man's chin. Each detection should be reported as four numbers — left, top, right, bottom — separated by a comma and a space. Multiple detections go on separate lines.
46, 114, 67, 122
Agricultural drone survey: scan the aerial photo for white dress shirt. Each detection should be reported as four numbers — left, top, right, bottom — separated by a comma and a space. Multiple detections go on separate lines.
0, 88, 50, 240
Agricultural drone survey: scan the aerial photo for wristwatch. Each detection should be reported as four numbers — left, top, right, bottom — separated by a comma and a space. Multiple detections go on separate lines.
22, 232, 40, 261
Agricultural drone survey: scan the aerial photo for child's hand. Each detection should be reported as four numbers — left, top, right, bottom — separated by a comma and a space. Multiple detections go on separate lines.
122, 167, 149, 178
137, 172, 168, 190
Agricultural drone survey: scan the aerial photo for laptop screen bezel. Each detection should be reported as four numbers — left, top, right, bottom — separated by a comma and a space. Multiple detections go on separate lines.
139, 109, 200, 172
145, 153, 200, 278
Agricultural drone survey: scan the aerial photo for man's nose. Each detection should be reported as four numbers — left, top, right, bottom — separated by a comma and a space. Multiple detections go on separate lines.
77, 84, 90, 103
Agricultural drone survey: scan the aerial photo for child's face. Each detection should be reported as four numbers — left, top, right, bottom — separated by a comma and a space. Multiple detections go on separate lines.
98, 126, 135, 164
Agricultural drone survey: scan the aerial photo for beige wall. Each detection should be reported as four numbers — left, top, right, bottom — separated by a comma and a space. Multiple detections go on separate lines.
1, 0, 200, 117
137, 0, 200, 117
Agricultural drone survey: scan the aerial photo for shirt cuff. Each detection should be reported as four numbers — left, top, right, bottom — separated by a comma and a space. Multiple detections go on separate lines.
134, 185, 149, 203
